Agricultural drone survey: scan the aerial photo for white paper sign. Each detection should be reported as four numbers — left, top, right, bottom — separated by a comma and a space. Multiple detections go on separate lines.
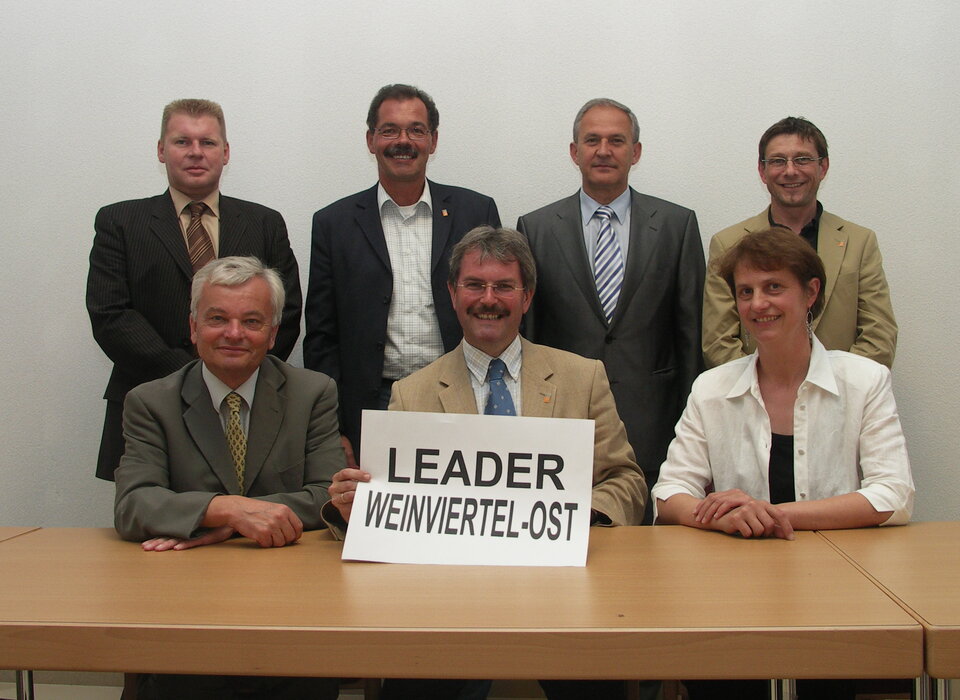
342, 410, 595, 566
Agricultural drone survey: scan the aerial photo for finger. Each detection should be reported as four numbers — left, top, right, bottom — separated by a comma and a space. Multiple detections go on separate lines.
771, 509, 795, 540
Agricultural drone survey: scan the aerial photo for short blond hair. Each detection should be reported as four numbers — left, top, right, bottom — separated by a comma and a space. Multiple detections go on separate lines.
160, 99, 226, 141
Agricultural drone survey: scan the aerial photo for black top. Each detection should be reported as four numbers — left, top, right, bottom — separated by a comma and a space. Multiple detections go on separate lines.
769, 200, 823, 251
769, 433, 796, 504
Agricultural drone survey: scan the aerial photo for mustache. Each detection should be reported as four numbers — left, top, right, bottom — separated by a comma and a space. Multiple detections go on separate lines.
385, 143, 418, 158
469, 302, 508, 316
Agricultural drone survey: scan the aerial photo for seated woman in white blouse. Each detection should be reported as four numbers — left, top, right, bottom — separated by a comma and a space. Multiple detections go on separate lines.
654, 227, 913, 539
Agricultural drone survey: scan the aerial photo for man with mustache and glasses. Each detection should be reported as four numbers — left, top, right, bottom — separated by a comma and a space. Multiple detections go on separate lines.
304, 84, 500, 473
325, 226, 646, 700
703, 116, 897, 370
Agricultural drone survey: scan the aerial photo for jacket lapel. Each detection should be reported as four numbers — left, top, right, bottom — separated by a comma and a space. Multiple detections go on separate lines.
218, 195, 251, 257
356, 184, 392, 271
437, 349, 481, 415
554, 194, 607, 322
519, 340, 557, 418
181, 362, 239, 493
815, 212, 849, 326
614, 188, 658, 328
244, 359, 284, 490
150, 192, 193, 281
429, 181, 453, 272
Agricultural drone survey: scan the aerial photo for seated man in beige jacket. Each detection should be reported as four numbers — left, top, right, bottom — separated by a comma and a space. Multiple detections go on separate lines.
326, 225, 646, 700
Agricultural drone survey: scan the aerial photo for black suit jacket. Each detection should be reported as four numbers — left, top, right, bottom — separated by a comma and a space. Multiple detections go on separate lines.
517, 188, 705, 484
303, 181, 500, 458
87, 191, 302, 480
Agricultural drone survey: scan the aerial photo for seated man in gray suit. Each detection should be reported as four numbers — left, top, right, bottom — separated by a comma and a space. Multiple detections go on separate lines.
115, 256, 341, 699
326, 226, 646, 700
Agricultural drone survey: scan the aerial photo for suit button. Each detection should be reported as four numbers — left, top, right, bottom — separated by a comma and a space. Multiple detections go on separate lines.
382, 296, 390, 304
376, 342, 385, 351
605, 335, 615, 344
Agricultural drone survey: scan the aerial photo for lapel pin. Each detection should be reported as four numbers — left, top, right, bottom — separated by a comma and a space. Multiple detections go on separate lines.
442, 209, 449, 217
837, 240, 845, 247
543, 396, 551, 403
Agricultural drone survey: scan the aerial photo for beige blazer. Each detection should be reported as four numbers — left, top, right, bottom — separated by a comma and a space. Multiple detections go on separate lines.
702, 209, 897, 369
389, 339, 647, 527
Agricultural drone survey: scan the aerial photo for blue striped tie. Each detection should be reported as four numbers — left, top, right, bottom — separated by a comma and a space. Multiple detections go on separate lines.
484, 359, 516, 416
594, 206, 623, 323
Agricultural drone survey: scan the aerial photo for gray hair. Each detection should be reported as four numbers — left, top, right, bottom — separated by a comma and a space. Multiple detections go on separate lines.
572, 98, 640, 143
448, 226, 537, 294
191, 256, 284, 325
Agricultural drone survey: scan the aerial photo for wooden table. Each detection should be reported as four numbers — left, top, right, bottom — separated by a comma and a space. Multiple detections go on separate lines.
821, 522, 960, 683
0, 527, 37, 544
0, 526, 921, 681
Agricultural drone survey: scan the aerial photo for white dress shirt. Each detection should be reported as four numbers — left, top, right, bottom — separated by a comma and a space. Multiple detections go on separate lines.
378, 183, 444, 380
652, 338, 914, 525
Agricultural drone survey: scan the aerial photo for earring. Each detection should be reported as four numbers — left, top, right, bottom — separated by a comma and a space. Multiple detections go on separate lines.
806, 310, 814, 340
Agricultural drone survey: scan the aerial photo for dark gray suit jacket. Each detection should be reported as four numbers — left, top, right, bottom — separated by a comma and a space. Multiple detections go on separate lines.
87, 191, 302, 479
303, 181, 500, 459
517, 188, 705, 485
114, 356, 343, 541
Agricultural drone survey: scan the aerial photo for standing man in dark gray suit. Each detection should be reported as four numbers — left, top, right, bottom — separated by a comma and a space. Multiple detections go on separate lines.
87, 98, 302, 481
115, 256, 341, 700
304, 84, 500, 467
517, 98, 705, 525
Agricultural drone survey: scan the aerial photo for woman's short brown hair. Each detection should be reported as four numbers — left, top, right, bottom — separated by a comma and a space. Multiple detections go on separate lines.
715, 227, 826, 319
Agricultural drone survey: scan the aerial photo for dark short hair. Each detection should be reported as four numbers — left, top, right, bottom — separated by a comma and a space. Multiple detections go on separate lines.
572, 97, 640, 143
759, 116, 828, 161
161, 99, 226, 142
366, 84, 439, 132
716, 227, 826, 319
448, 226, 537, 294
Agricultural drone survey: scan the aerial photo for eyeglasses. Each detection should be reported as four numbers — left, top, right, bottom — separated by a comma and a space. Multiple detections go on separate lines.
374, 125, 432, 141
201, 315, 271, 332
761, 156, 823, 170
456, 282, 526, 297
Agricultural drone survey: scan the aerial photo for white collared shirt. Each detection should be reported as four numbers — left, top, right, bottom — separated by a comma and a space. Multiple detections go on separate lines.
462, 336, 523, 415
579, 188, 632, 268
377, 183, 444, 380
201, 364, 259, 435
651, 338, 914, 525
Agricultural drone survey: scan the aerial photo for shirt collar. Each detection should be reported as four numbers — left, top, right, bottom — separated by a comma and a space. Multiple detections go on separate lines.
462, 335, 523, 385
201, 363, 259, 409
725, 335, 838, 399
377, 181, 432, 215
579, 187, 631, 225
169, 187, 220, 219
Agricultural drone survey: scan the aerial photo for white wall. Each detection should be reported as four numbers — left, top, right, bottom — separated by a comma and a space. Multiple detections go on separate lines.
0, 0, 956, 527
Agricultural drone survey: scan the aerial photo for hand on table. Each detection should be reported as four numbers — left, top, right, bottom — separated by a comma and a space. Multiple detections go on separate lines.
204, 496, 304, 547
141, 525, 234, 551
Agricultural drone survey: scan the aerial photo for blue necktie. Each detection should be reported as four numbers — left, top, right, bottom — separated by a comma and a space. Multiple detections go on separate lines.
594, 205, 623, 323
484, 358, 516, 416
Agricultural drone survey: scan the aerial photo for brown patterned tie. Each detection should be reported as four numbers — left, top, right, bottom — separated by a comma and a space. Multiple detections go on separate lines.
225, 392, 246, 495
186, 201, 215, 272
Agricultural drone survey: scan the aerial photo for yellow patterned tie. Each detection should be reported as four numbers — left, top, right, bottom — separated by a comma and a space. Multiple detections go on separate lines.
225, 392, 246, 494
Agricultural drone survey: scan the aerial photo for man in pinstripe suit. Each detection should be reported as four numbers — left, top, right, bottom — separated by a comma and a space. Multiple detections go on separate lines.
87, 98, 302, 481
